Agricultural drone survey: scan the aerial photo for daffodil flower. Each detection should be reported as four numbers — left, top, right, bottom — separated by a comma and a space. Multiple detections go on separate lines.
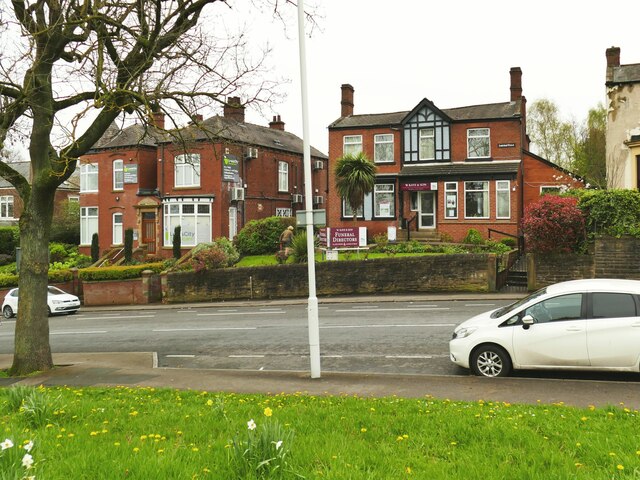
1, 439, 13, 450
247, 419, 256, 430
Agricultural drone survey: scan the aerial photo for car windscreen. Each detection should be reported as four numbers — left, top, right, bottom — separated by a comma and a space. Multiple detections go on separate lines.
47, 286, 66, 295
490, 287, 548, 318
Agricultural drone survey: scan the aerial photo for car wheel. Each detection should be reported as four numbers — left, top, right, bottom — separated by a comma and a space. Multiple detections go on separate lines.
2, 306, 13, 319
470, 345, 512, 377
47, 307, 51, 316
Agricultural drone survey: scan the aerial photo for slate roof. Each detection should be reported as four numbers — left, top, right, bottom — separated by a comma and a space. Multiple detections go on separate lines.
608, 63, 640, 85
329, 100, 522, 129
398, 160, 521, 178
90, 115, 328, 159
0, 161, 79, 191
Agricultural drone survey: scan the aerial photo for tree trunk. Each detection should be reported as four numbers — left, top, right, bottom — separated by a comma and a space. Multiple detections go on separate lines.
9, 184, 56, 375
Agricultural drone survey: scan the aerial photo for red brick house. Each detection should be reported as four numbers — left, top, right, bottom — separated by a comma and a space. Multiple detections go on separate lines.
326, 68, 583, 244
0, 161, 79, 227
79, 99, 328, 258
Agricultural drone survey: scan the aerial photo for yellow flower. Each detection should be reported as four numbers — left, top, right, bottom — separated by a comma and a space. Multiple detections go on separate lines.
617, 465, 624, 471
405, 466, 412, 474
360, 428, 367, 433
206, 399, 213, 406
264, 407, 273, 417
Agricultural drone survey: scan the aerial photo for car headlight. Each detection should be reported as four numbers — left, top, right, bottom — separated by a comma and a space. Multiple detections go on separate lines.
51, 300, 62, 305
453, 326, 477, 339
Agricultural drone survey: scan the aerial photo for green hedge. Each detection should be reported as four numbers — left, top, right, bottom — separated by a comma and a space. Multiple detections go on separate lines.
79, 262, 164, 281
0, 227, 19, 257
570, 189, 640, 238
0, 269, 74, 289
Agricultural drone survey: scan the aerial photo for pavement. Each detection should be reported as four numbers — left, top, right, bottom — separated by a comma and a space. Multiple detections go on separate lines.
1, 292, 640, 410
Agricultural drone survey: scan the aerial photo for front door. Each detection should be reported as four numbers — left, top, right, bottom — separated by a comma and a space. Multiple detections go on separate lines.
418, 192, 436, 229
142, 212, 156, 254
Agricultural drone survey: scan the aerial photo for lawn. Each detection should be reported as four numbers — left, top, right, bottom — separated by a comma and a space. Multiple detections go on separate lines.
235, 251, 437, 267
1, 386, 638, 479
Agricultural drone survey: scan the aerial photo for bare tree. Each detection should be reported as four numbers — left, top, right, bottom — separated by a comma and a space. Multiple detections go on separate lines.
0, 0, 312, 375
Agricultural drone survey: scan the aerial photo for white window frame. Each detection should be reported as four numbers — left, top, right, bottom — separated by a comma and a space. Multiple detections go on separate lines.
374, 184, 394, 218
496, 180, 511, 219
343, 135, 362, 155
464, 181, 490, 219
112, 212, 123, 245
80, 163, 98, 193
174, 153, 201, 188
467, 128, 491, 159
278, 161, 289, 192
163, 202, 212, 247
68, 196, 80, 203
419, 128, 435, 160
113, 159, 124, 191
80, 206, 99, 245
374, 134, 394, 163
444, 182, 458, 219
0, 196, 13, 219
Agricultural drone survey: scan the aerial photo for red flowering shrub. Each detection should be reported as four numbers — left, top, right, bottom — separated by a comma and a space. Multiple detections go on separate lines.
522, 195, 586, 253
191, 246, 228, 272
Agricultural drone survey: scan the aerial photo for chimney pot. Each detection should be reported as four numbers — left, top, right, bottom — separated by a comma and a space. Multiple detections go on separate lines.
341, 84, 354, 117
269, 115, 285, 131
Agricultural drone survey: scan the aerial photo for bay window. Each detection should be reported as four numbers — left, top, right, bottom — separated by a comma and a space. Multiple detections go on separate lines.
445, 182, 458, 219
163, 201, 211, 247
80, 206, 99, 245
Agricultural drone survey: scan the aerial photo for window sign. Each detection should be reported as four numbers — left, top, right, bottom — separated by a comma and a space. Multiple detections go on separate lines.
222, 154, 240, 182
123, 164, 138, 184
320, 227, 367, 248
276, 208, 292, 217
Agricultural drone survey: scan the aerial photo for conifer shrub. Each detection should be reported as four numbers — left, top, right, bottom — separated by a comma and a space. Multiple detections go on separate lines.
522, 195, 586, 253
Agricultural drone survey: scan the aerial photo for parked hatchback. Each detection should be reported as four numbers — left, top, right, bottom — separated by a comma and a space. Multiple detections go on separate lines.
449, 279, 640, 377
2, 286, 81, 319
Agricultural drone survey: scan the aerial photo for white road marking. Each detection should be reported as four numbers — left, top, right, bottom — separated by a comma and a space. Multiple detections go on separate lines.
229, 354, 265, 358
77, 315, 156, 321
51, 330, 107, 335
197, 311, 283, 317
465, 303, 495, 307
352, 305, 378, 309
385, 354, 449, 359
166, 354, 196, 358
321, 323, 454, 329
154, 327, 256, 332
335, 307, 449, 313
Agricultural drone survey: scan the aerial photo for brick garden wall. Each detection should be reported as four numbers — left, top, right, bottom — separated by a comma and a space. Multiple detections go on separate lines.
529, 236, 640, 288
164, 254, 496, 303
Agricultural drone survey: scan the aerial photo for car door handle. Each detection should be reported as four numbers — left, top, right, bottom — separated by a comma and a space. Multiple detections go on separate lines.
565, 327, 582, 332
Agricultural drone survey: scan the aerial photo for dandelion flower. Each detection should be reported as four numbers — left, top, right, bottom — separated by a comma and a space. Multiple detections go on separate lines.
247, 419, 257, 431
264, 407, 273, 417
360, 428, 367, 433
22, 453, 34, 469
1, 439, 13, 450
617, 465, 624, 471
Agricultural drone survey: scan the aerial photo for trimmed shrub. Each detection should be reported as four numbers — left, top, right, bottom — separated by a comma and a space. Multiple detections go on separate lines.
522, 195, 586, 253
234, 216, 295, 255
173, 226, 182, 259
463, 228, 485, 245
79, 262, 164, 281
124, 228, 134, 263
49, 243, 68, 263
190, 238, 240, 271
91, 233, 99, 263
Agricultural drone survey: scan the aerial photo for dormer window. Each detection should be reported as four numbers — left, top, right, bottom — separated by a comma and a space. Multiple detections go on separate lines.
467, 128, 490, 159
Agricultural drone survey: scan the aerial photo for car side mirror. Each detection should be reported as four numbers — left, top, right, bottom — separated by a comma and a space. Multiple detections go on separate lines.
522, 314, 534, 328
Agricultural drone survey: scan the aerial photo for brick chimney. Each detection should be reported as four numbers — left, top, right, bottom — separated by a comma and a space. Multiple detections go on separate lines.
606, 46, 621, 83
224, 96, 245, 123
150, 104, 165, 129
269, 115, 285, 131
510, 67, 522, 102
341, 84, 354, 117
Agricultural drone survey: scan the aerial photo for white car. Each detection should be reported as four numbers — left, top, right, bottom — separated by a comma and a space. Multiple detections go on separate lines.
2, 286, 81, 319
450, 278, 640, 377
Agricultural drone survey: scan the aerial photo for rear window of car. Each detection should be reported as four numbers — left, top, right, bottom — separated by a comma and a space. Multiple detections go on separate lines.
591, 293, 637, 318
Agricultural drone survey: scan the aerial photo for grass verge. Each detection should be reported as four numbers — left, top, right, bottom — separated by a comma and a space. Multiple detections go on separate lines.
0, 386, 638, 479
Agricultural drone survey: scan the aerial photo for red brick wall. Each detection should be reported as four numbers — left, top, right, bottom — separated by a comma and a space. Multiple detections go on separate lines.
522, 153, 584, 207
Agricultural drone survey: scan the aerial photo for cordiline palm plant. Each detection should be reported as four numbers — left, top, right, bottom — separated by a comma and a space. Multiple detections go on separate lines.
334, 152, 377, 222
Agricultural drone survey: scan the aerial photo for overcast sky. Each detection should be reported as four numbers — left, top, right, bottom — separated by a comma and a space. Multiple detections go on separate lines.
232, 0, 640, 155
